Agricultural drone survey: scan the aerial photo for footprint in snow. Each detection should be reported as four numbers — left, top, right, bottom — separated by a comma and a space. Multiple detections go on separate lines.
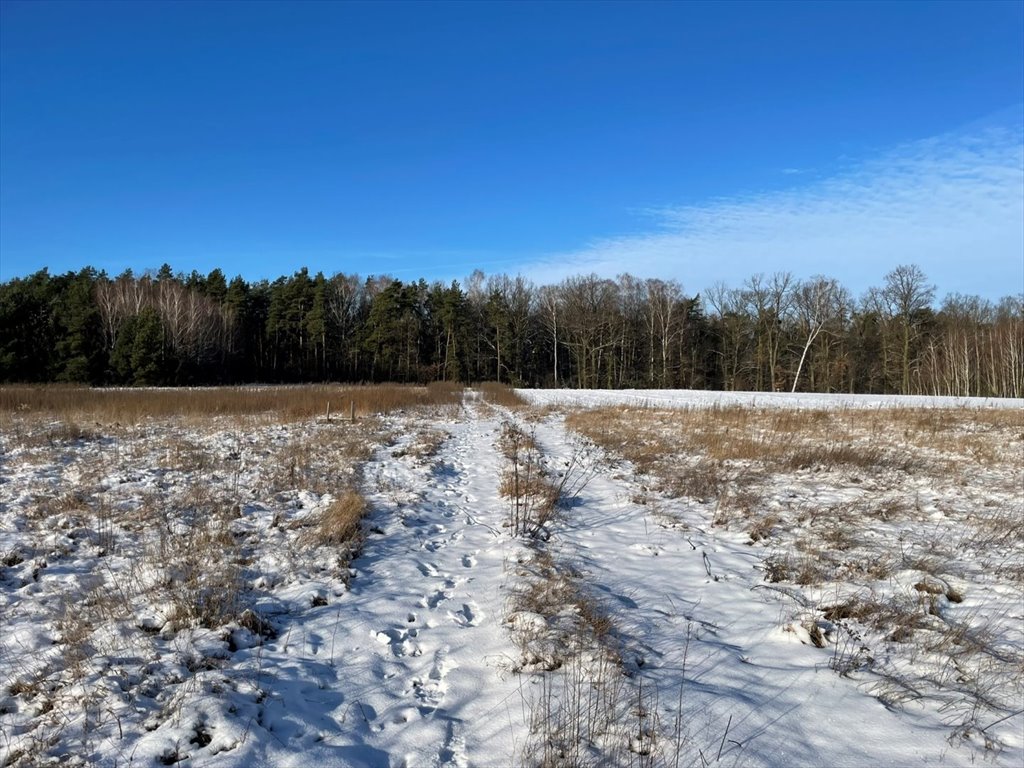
411, 676, 444, 713
411, 645, 455, 714
431, 646, 455, 680
416, 562, 439, 577
422, 588, 451, 609
375, 628, 422, 658
449, 603, 482, 627
461, 554, 477, 568
392, 706, 419, 725
307, 632, 323, 656
440, 719, 469, 768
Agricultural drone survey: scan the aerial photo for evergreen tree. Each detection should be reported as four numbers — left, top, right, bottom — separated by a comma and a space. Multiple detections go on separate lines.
54, 268, 105, 383
0, 269, 56, 382
205, 268, 228, 303
305, 272, 328, 378
109, 314, 139, 384
131, 307, 166, 385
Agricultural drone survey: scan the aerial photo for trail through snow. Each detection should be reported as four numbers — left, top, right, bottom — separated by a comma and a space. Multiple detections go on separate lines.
230, 404, 530, 767
530, 414, 972, 766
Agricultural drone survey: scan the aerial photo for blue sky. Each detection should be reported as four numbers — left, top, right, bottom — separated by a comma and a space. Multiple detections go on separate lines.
1, 0, 1021, 300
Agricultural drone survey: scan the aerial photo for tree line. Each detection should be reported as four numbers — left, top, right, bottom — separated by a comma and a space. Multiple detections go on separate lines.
1, 263, 1021, 397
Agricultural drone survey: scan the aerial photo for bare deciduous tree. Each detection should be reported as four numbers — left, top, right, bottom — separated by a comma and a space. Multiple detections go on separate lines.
882, 264, 935, 394
791, 276, 843, 392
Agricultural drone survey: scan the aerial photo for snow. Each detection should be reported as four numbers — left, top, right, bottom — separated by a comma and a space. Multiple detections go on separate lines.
528, 418, 974, 766
1, 389, 1021, 766
519, 388, 1024, 411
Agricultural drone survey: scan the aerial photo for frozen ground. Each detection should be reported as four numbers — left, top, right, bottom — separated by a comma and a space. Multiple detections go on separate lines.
1, 388, 1021, 766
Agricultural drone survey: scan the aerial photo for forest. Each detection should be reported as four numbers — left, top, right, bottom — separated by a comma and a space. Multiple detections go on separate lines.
0, 263, 1021, 397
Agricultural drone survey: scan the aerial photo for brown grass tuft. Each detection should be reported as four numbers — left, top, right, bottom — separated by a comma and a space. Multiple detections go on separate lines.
476, 381, 528, 407
316, 490, 368, 547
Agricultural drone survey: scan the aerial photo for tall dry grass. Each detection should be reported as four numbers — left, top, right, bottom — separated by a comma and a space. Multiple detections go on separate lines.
0, 383, 463, 425
476, 381, 528, 408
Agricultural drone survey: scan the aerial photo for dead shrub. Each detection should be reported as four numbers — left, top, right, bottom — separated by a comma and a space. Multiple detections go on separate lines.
498, 420, 562, 538
763, 550, 833, 586
498, 420, 537, 458
748, 513, 780, 543
499, 471, 559, 506
237, 608, 276, 639
156, 510, 244, 631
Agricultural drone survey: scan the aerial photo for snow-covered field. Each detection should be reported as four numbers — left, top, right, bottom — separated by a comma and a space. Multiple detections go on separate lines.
520, 388, 1024, 411
1, 388, 1021, 767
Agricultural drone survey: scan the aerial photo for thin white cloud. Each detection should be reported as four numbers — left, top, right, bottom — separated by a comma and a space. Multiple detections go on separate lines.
524, 123, 1024, 300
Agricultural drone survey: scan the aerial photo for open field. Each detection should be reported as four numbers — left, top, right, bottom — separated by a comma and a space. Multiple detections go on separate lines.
1, 386, 1022, 767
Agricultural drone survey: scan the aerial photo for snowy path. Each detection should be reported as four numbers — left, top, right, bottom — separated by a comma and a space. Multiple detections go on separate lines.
531, 413, 977, 767
344, 407, 528, 766
175, 405, 530, 768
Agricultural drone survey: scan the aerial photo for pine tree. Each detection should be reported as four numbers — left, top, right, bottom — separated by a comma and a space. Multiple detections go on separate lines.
54, 268, 104, 383
131, 307, 166, 385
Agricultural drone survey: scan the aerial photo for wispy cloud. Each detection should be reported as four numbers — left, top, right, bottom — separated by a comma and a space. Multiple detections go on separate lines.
524, 122, 1024, 300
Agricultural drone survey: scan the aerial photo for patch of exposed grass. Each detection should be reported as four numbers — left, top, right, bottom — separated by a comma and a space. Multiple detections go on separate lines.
315, 490, 368, 548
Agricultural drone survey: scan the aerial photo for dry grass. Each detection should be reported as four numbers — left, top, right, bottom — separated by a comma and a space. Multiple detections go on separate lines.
497, 420, 672, 767
567, 405, 1022, 506
507, 550, 635, 766
499, 471, 560, 507
509, 546, 702, 767
155, 495, 245, 631
263, 426, 378, 496
476, 381, 528, 408
315, 490, 368, 547
0, 383, 464, 425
